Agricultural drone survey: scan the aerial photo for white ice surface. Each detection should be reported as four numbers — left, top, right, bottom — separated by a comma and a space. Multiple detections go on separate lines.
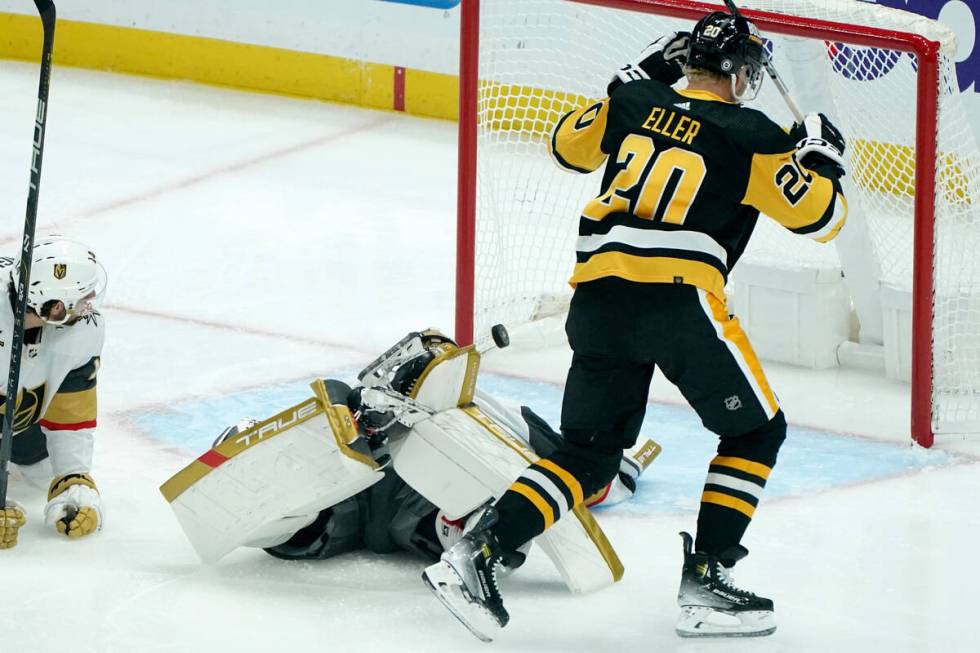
1, 62, 979, 653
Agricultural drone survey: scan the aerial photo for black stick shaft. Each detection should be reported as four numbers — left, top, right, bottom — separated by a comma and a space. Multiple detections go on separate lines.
0, 0, 57, 506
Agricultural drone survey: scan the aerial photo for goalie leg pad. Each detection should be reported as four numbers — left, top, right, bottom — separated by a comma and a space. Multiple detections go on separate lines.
392, 407, 623, 593
160, 386, 385, 563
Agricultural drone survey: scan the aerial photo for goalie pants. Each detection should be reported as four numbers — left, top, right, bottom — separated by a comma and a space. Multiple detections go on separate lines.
493, 278, 786, 556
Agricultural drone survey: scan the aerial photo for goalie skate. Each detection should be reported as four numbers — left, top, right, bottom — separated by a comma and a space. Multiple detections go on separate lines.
675, 532, 775, 638
422, 511, 509, 642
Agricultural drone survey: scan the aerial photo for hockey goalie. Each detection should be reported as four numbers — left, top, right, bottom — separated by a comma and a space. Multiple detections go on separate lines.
160, 328, 660, 593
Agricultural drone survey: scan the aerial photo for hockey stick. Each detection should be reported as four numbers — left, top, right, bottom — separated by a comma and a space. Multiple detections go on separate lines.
0, 0, 57, 507
722, 0, 805, 122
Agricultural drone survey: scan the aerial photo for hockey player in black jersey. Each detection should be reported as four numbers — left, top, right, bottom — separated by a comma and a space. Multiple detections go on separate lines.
424, 10, 847, 641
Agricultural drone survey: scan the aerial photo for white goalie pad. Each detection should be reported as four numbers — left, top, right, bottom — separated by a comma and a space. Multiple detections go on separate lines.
160, 380, 384, 563
410, 345, 480, 411
391, 405, 624, 595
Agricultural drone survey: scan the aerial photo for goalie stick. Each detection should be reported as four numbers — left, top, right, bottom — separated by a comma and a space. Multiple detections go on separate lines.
723, 0, 805, 122
0, 0, 57, 507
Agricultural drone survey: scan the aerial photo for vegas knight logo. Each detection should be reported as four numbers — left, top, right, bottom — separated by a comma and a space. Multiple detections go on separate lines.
0, 384, 48, 433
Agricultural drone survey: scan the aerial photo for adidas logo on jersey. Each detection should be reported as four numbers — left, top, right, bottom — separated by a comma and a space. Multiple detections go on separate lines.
675, 102, 691, 110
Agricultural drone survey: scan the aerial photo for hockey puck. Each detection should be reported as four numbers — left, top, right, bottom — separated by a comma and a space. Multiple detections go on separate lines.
491, 324, 510, 349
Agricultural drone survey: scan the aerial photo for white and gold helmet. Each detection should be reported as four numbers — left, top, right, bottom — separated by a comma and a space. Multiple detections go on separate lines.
10, 235, 107, 325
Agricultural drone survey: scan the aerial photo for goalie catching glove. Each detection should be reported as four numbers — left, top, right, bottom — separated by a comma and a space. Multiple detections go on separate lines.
608, 31, 691, 95
790, 112, 847, 178
45, 473, 103, 538
1, 501, 27, 549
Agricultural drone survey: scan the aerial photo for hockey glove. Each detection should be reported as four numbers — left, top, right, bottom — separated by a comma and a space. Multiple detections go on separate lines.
44, 473, 103, 538
608, 31, 691, 95
790, 113, 847, 178
1, 501, 27, 549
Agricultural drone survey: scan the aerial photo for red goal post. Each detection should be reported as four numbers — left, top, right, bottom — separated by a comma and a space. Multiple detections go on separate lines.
455, 0, 960, 448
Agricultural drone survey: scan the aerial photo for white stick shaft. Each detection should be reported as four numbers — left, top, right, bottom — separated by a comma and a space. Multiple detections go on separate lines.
765, 60, 805, 123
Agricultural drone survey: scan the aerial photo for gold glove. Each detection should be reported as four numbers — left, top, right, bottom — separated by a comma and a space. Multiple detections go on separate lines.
45, 473, 103, 538
1, 502, 27, 549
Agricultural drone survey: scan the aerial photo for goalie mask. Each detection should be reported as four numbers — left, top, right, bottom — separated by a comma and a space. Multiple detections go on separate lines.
687, 11, 766, 102
390, 330, 459, 397
10, 236, 107, 325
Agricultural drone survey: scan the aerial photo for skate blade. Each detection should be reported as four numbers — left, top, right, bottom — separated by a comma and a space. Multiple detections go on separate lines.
676, 605, 776, 638
423, 562, 500, 643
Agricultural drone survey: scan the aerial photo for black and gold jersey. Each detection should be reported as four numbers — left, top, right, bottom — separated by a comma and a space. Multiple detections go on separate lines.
549, 80, 847, 299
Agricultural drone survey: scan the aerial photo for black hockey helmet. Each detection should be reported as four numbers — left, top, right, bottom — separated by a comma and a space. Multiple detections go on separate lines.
687, 11, 766, 99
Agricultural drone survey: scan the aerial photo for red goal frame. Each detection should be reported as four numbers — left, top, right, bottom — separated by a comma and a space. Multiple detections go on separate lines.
455, 0, 942, 447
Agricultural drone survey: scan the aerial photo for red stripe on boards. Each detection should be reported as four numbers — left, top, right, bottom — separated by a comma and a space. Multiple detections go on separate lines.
394, 66, 406, 111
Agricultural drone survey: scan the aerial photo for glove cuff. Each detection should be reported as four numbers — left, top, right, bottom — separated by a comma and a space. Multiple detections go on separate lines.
795, 136, 845, 167
48, 472, 98, 501
2, 499, 25, 513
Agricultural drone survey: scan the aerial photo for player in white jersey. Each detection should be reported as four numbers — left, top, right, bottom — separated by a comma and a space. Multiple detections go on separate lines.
0, 236, 106, 549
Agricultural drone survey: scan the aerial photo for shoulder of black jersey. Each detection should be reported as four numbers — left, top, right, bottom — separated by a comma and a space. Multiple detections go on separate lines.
729, 106, 796, 154
610, 79, 678, 100
608, 80, 681, 127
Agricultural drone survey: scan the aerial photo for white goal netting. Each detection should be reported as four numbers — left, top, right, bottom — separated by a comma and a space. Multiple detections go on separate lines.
467, 0, 980, 435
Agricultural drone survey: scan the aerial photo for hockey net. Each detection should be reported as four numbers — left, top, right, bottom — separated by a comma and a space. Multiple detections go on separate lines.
456, 0, 980, 446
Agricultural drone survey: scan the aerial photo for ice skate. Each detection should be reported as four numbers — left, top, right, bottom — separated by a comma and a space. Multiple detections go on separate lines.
422, 508, 509, 642
676, 531, 775, 638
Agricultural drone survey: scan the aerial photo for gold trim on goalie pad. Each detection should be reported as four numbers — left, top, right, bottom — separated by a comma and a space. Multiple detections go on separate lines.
632, 439, 663, 471
461, 405, 624, 582
311, 379, 380, 471
160, 396, 324, 503
160, 460, 213, 504
409, 345, 481, 407
571, 505, 624, 582
462, 405, 537, 460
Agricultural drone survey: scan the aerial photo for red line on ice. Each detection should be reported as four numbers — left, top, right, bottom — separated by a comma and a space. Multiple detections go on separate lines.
0, 115, 395, 244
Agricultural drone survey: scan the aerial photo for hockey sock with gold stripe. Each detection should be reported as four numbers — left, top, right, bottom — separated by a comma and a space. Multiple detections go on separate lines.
491, 442, 621, 552
695, 412, 786, 555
